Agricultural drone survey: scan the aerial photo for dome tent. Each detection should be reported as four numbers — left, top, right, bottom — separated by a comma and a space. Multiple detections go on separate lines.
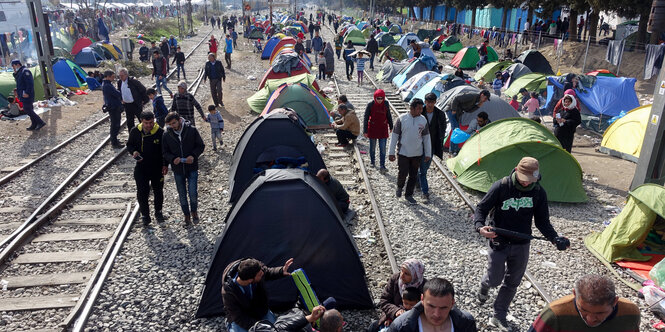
378, 45, 408, 62
398, 71, 440, 102
260, 83, 333, 129
197, 168, 373, 317
447, 118, 587, 203
515, 50, 554, 75
450, 46, 498, 69
504, 73, 548, 98
247, 73, 331, 114
53, 59, 88, 91
599, 105, 651, 162
439, 36, 463, 53
474, 61, 513, 82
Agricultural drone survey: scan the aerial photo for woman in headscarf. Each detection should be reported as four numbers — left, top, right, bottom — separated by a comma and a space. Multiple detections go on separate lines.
208, 35, 218, 54
553, 94, 581, 153
367, 259, 426, 332
552, 88, 580, 119
324, 41, 335, 79
363, 89, 393, 171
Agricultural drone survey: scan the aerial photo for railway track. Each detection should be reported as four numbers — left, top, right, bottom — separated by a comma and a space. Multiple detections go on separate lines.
0, 31, 211, 332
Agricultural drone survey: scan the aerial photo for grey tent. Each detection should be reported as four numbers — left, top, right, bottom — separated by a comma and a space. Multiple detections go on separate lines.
375, 32, 396, 48
436, 85, 520, 126
378, 59, 410, 83
228, 110, 326, 203
504, 63, 532, 87
196, 168, 374, 318
515, 50, 554, 75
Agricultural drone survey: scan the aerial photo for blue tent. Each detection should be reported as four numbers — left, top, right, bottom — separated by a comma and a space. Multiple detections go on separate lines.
73, 47, 104, 67
262, 36, 281, 60
53, 59, 88, 90
411, 73, 458, 101
408, 44, 436, 58
397, 33, 420, 50
392, 56, 437, 87
86, 77, 101, 90
545, 76, 639, 118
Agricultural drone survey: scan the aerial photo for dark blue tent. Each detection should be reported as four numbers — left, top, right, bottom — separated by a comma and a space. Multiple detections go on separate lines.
196, 168, 373, 318
262, 36, 281, 60
73, 47, 103, 67
86, 77, 101, 90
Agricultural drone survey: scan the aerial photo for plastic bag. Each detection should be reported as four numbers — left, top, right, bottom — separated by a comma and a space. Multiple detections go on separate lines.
642, 285, 665, 316
650, 258, 665, 288
450, 128, 471, 144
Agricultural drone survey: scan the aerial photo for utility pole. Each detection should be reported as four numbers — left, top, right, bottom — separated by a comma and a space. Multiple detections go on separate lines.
187, 0, 193, 35
176, 0, 183, 39
26, 0, 58, 99
204, 0, 208, 25
269, 0, 273, 28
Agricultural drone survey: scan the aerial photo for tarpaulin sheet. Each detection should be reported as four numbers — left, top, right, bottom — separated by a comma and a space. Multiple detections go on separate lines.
546, 76, 639, 117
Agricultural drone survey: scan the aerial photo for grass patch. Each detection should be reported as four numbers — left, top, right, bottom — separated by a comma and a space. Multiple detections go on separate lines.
133, 17, 203, 43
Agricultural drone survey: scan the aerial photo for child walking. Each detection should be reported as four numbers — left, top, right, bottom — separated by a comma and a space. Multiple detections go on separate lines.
147, 88, 168, 127
205, 105, 224, 151
317, 51, 326, 80
353, 52, 369, 87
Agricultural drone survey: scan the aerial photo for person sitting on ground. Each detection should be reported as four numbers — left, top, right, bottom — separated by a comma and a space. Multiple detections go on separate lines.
388, 277, 478, 332
332, 104, 360, 147
465, 111, 490, 135
1, 96, 23, 118
454, 68, 464, 79
86, 71, 101, 90
319, 309, 344, 332
222, 257, 295, 332
249, 305, 325, 332
368, 259, 426, 332
528, 275, 640, 332
316, 169, 350, 214
409, 40, 421, 58
374, 287, 421, 332
447, 90, 490, 155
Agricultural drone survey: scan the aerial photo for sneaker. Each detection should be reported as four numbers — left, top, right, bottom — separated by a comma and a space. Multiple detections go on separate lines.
396, 188, 402, 198
477, 284, 490, 304
489, 316, 510, 332
155, 211, 166, 223
405, 196, 417, 205
142, 216, 151, 226
192, 211, 200, 224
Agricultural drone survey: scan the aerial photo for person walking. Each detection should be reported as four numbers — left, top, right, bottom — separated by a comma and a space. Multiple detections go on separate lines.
205, 105, 224, 151
312, 31, 323, 54
160, 38, 171, 71
553, 94, 581, 153
162, 112, 205, 226
231, 29, 238, 49
366, 34, 379, 71
168, 35, 177, 56
117, 67, 148, 134
203, 53, 226, 107
126, 111, 167, 226
388, 98, 432, 205
364, 89, 393, 171
343, 41, 355, 81
101, 70, 124, 148
171, 81, 205, 127
224, 34, 233, 69
152, 51, 173, 98
209, 35, 218, 54
172, 46, 186, 80
11, 60, 46, 131
474, 157, 570, 331
418, 93, 446, 202
147, 88, 168, 127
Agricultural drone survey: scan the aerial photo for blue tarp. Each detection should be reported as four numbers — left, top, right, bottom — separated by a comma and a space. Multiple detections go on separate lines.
545, 76, 639, 117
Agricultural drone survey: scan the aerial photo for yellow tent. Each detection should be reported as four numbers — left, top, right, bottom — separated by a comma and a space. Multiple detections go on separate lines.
599, 104, 651, 163
99, 42, 121, 60
273, 33, 287, 39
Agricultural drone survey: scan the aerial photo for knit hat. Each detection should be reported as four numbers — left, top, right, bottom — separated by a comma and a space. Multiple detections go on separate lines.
177, 80, 187, 90
515, 157, 539, 183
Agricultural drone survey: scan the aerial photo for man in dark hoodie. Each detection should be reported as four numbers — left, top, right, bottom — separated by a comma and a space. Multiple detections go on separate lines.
474, 157, 570, 331
222, 257, 294, 332
162, 112, 205, 226
126, 111, 167, 225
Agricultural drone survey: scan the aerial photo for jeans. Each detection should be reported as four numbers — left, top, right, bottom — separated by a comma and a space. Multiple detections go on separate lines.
369, 138, 387, 168
397, 155, 422, 197
228, 310, 276, 332
336, 129, 356, 145
369, 53, 375, 69
134, 167, 164, 218
211, 127, 223, 149
446, 110, 459, 153
176, 63, 186, 79
155, 76, 173, 96
418, 158, 432, 195
336, 49, 341, 59
345, 60, 354, 77
108, 108, 122, 144
173, 170, 198, 216
481, 242, 530, 320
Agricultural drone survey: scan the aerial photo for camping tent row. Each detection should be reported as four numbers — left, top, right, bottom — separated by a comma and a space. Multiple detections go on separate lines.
196, 111, 373, 318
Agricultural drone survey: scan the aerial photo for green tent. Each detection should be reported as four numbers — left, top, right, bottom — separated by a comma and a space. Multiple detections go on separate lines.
447, 118, 587, 203
344, 29, 366, 46
474, 61, 513, 82
439, 36, 463, 53
247, 73, 333, 113
380, 26, 389, 32
0, 67, 46, 102
416, 29, 438, 42
0, 94, 8, 108
504, 73, 548, 98
376, 33, 396, 49
379, 44, 408, 62
585, 184, 665, 262
362, 27, 373, 39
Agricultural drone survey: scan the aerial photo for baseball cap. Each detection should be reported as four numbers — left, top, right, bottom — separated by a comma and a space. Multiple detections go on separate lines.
515, 157, 539, 183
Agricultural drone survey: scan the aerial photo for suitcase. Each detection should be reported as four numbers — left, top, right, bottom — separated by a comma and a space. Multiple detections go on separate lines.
291, 268, 320, 325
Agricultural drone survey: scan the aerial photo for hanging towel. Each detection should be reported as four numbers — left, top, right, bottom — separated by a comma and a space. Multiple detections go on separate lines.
605, 40, 625, 66
644, 44, 665, 80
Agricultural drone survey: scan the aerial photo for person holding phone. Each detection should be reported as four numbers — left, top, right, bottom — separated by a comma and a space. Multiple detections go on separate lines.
126, 111, 168, 226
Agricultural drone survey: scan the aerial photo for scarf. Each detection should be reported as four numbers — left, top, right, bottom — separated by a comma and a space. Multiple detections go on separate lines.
398, 259, 425, 293
562, 94, 577, 110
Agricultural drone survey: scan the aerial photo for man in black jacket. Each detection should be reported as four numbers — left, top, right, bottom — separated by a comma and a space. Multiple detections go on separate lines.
366, 34, 379, 71
102, 70, 124, 148
118, 68, 148, 134
474, 157, 570, 331
171, 81, 206, 127
202, 52, 226, 107
388, 278, 477, 332
171, 46, 186, 80
126, 111, 167, 225
248, 306, 325, 332
162, 112, 205, 225
418, 93, 447, 202
222, 257, 294, 332
160, 38, 171, 71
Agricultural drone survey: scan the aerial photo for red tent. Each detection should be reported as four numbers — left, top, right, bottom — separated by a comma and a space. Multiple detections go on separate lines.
258, 60, 311, 89
71, 37, 94, 55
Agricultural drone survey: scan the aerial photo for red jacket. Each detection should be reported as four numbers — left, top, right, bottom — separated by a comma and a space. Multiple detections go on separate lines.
363, 89, 393, 139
